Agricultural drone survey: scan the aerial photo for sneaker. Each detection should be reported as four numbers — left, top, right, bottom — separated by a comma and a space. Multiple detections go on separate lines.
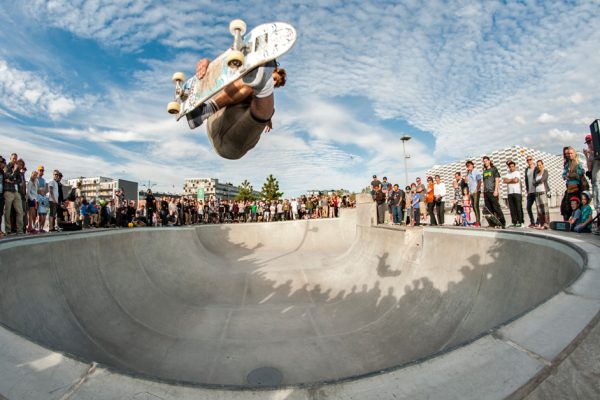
528, 224, 536, 228
186, 100, 218, 129
474, 222, 481, 227
515, 223, 522, 228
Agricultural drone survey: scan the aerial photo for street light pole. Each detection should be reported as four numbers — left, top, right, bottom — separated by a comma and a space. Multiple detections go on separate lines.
400, 135, 412, 188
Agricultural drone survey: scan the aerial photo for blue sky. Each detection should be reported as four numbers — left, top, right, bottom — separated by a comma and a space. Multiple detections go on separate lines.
1, 1, 599, 196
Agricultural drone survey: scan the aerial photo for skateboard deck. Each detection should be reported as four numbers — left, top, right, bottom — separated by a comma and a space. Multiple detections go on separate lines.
482, 206, 502, 228
168, 21, 297, 121
549, 221, 571, 231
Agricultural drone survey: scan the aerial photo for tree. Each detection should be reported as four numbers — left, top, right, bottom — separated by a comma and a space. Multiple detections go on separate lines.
235, 180, 256, 201
261, 174, 283, 201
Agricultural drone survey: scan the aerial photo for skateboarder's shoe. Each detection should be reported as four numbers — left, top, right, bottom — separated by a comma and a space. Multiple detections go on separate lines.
186, 101, 218, 129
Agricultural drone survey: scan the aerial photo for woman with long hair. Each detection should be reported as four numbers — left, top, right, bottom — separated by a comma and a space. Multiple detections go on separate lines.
535, 160, 551, 229
562, 146, 585, 220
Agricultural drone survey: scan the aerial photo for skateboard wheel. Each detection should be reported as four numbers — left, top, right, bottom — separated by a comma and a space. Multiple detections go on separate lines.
226, 50, 244, 68
172, 72, 185, 83
167, 101, 180, 114
229, 19, 246, 36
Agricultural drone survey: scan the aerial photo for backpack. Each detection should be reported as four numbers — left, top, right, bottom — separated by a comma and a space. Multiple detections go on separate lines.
68, 187, 77, 201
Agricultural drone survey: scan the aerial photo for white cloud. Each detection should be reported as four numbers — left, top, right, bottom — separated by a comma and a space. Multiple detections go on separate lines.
0, 60, 76, 119
537, 113, 559, 124
2, 1, 600, 194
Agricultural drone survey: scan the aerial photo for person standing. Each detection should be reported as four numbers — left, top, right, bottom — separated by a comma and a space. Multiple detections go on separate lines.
3, 157, 24, 235
523, 155, 538, 227
412, 187, 421, 226
370, 175, 382, 199
562, 146, 585, 221
374, 185, 386, 224
583, 134, 600, 234
26, 170, 39, 233
415, 177, 426, 222
535, 159, 551, 229
0, 156, 5, 237
145, 189, 157, 227
503, 160, 524, 227
388, 184, 404, 225
433, 175, 446, 225
481, 156, 506, 228
425, 176, 437, 225
465, 161, 483, 227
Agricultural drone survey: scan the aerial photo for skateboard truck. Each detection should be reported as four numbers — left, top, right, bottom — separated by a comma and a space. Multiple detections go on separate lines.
167, 72, 186, 114
226, 19, 247, 68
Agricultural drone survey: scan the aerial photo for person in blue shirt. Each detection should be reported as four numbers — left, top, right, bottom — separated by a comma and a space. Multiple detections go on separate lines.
412, 190, 421, 226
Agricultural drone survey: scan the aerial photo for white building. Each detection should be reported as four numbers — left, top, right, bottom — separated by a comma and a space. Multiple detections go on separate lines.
183, 178, 243, 201
67, 177, 138, 202
425, 146, 565, 207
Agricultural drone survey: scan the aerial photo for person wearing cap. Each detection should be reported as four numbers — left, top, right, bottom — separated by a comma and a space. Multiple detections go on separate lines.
370, 175, 382, 200
583, 134, 600, 234
523, 155, 538, 227
573, 191, 593, 233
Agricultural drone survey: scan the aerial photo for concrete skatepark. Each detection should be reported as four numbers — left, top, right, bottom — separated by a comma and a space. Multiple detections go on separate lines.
0, 194, 599, 399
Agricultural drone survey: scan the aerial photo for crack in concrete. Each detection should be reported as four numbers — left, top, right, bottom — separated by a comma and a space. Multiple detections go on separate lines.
59, 362, 97, 400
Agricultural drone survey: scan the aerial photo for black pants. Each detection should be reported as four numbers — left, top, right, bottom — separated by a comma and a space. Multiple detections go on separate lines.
146, 209, 154, 226
376, 202, 386, 224
483, 192, 506, 227
470, 192, 481, 223
435, 200, 445, 225
526, 193, 537, 225
427, 202, 438, 225
507, 193, 524, 225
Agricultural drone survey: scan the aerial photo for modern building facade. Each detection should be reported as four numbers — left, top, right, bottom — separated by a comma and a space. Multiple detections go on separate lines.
425, 146, 565, 207
67, 177, 139, 202
182, 178, 260, 201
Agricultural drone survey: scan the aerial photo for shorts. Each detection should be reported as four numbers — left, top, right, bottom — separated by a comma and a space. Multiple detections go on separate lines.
206, 101, 268, 160
27, 199, 36, 208
49, 201, 57, 217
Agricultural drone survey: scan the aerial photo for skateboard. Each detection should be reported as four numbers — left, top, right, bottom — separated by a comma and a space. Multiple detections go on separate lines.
167, 19, 297, 120
549, 221, 571, 231
482, 205, 502, 228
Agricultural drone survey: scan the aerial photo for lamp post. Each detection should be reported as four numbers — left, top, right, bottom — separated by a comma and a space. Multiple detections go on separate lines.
400, 135, 412, 188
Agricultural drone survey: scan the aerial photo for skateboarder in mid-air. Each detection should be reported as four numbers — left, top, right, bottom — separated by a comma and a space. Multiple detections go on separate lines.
187, 58, 287, 160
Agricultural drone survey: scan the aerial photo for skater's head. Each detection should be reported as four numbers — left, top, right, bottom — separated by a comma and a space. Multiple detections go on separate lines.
462, 186, 469, 196
273, 67, 286, 88
465, 160, 474, 171
434, 175, 441, 183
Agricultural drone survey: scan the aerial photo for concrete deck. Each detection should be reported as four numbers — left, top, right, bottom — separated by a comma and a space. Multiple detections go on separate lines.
0, 196, 598, 399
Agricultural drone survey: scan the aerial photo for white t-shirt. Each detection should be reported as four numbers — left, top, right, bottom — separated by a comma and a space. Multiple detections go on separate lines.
47, 179, 59, 202
504, 171, 522, 194
433, 183, 446, 199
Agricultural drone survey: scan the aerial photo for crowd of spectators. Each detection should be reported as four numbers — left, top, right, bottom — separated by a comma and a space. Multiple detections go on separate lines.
0, 153, 351, 238
138, 192, 352, 227
370, 133, 598, 234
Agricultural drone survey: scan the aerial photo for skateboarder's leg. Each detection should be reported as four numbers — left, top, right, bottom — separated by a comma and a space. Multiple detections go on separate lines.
206, 102, 268, 159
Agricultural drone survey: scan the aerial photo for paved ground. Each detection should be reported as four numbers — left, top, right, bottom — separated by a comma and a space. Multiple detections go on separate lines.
0, 206, 584, 391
